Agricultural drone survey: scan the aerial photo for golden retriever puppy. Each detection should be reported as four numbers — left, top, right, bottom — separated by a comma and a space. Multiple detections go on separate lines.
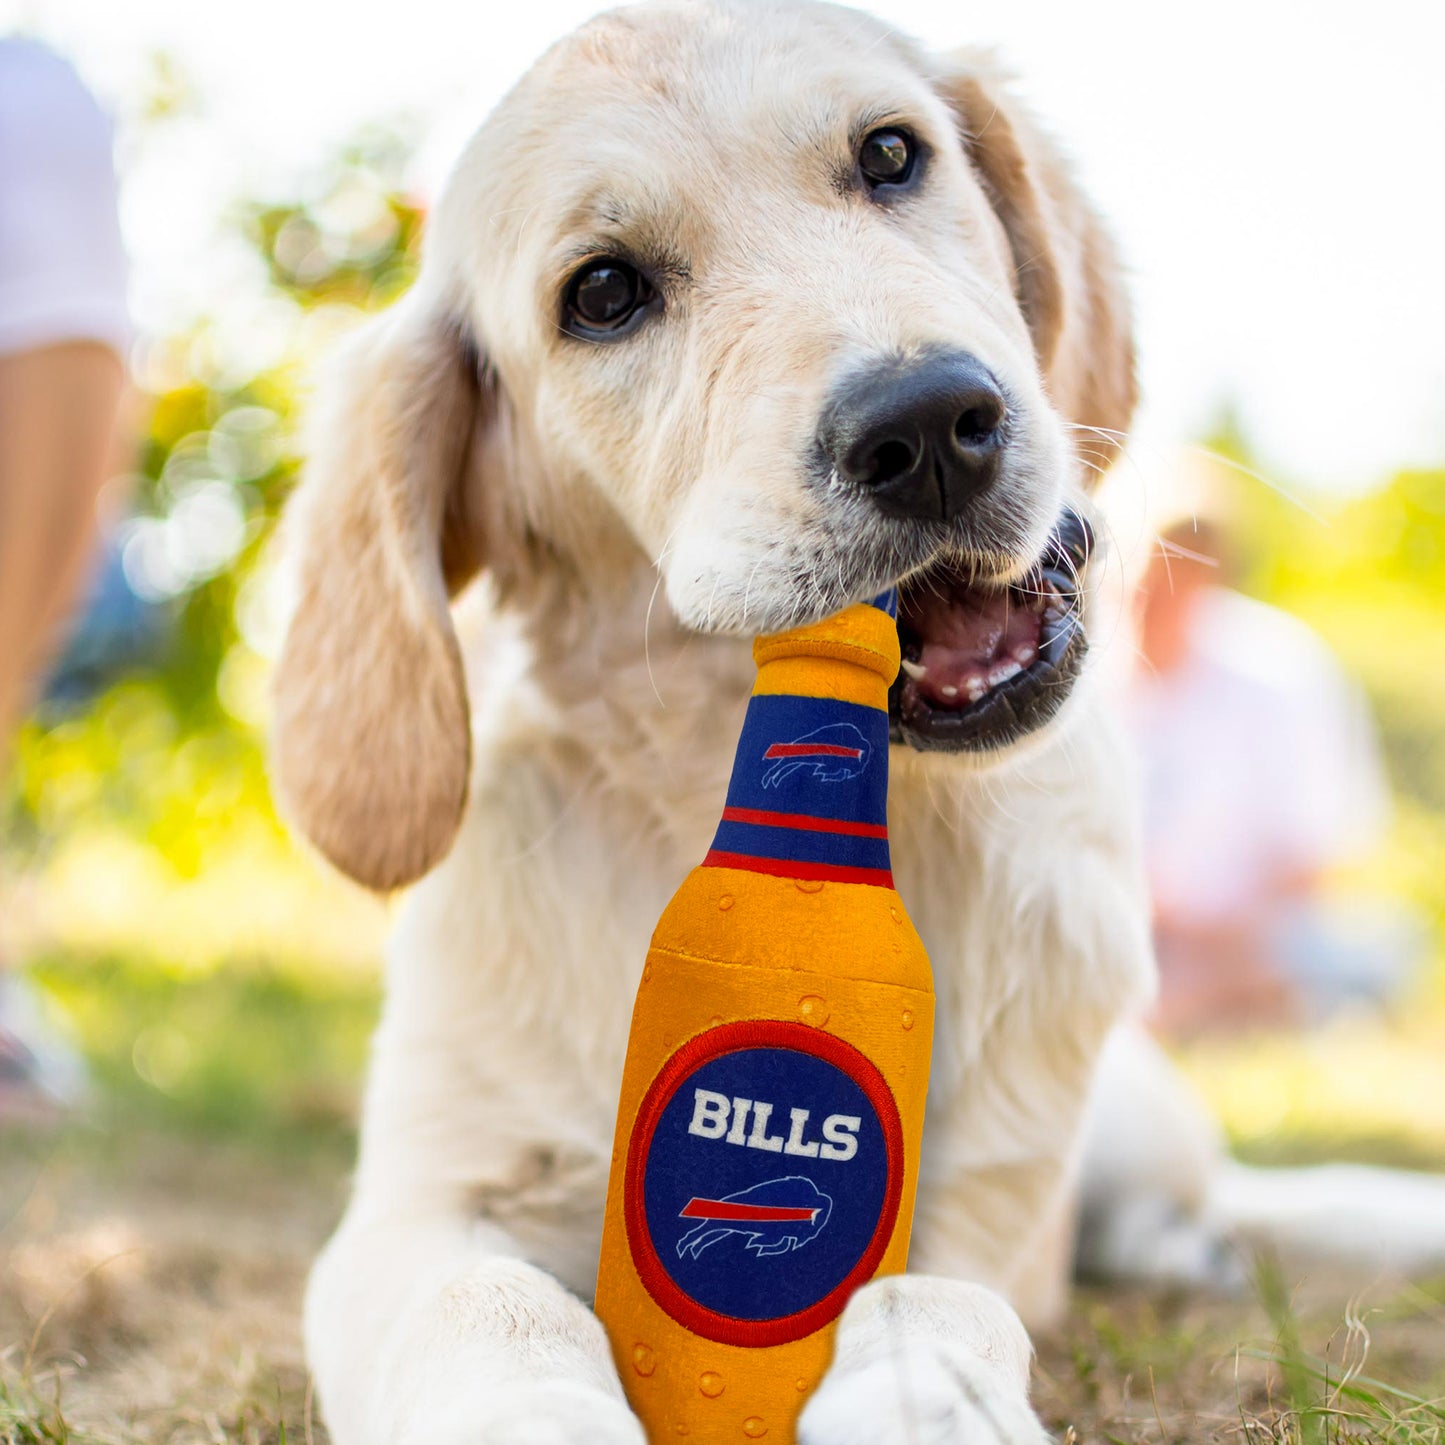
272, 2, 1152, 1441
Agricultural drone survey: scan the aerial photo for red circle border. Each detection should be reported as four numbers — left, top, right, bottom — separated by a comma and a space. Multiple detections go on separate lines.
623, 1019, 904, 1348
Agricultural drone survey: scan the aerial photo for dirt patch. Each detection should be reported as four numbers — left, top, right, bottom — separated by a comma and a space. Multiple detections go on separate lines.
1, 1124, 343, 1444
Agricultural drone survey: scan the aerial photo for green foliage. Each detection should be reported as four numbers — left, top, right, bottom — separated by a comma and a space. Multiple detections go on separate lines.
1207, 442, 1445, 950
133, 127, 422, 722
30, 948, 377, 1145
1237, 464, 1445, 811
5, 131, 422, 881
246, 128, 422, 310
10, 684, 276, 877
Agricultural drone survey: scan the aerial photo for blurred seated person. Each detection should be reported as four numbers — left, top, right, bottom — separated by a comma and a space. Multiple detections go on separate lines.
0, 38, 129, 1116
1128, 514, 1409, 1037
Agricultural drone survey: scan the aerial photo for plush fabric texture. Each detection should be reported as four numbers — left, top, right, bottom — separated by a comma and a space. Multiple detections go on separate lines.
595, 604, 935, 1443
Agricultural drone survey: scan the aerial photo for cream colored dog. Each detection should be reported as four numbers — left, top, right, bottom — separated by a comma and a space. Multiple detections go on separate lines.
273, 3, 1153, 1441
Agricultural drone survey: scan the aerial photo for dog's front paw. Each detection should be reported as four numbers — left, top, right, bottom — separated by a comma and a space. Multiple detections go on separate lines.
799, 1346, 1048, 1445
798, 1276, 1049, 1445
398, 1381, 647, 1445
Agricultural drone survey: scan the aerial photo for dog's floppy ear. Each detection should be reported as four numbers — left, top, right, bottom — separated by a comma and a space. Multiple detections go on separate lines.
933, 51, 1137, 472
272, 283, 488, 891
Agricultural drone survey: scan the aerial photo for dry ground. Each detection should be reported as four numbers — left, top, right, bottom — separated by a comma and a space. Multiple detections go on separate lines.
1, 1123, 338, 1444
4, 1119, 1444, 1445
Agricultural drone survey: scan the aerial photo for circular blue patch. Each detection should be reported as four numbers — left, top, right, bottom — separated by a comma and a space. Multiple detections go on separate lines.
625, 1022, 903, 1344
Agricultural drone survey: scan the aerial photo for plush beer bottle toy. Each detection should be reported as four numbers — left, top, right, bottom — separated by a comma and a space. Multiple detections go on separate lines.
595, 594, 934, 1444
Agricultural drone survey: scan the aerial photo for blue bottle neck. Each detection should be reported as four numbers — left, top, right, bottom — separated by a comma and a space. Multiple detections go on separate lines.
703, 597, 896, 888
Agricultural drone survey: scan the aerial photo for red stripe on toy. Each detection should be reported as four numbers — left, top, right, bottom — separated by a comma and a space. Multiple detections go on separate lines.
679, 1198, 820, 1223
721, 806, 889, 839
703, 850, 895, 889
762, 742, 863, 760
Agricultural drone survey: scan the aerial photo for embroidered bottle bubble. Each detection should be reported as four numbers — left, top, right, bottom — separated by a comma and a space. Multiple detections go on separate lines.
595, 596, 935, 1444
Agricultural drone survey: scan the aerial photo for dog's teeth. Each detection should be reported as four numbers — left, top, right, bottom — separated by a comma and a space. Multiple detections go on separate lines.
964, 678, 989, 703
940, 683, 959, 698
1014, 643, 1037, 666
987, 659, 1023, 688
900, 658, 928, 681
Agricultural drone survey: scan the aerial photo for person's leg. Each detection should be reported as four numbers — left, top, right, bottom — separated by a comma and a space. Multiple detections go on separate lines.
0, 339, 125, 1115
0, 340, 125, 741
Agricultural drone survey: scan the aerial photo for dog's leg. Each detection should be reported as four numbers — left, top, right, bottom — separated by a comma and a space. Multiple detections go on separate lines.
305, 1206, 644, 1445
799, 1275, 1047, 1445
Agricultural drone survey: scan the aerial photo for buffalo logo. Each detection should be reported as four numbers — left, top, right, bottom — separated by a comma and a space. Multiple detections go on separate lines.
760, 724, 871, 788
675, 1176, 833, 1260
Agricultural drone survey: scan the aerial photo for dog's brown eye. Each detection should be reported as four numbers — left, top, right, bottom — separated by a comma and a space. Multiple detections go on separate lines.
564, 259, 654, 336
859, 128, 916, 187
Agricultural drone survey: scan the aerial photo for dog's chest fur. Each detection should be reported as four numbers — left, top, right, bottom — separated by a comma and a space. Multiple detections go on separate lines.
355, 596, 1153, 1307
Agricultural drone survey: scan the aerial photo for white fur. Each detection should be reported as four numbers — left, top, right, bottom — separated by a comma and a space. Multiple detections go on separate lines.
1080, 1025, 1445, 1289
287, 5, 1445, 1428
283, 4, 1153, 1440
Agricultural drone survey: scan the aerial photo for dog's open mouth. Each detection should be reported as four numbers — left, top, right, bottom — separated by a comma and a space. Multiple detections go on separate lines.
889, 509, 1093, 752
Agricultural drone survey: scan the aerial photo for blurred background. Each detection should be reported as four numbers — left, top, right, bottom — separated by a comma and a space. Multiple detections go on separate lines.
1, 1, 1443, 1441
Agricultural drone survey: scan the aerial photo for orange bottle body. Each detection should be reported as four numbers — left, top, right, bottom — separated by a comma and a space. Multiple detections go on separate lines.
595, 604, 935, 1444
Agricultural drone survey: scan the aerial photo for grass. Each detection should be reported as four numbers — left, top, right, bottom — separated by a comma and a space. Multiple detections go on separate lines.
1, 1376, 85, 1445
1246, 1258, 1445, 1444
4, 950, 1445, 1444
1247, 1258, 1445, 1445
24, 949, 378, 1147
0, 1356, 312, 1445
1035, 1269, 1445, 1443
1, 1114, 333, 1445
1, 950, 361, 1444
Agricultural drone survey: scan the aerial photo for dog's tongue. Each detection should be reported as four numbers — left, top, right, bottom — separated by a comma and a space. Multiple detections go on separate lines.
901, 585, 1044, 708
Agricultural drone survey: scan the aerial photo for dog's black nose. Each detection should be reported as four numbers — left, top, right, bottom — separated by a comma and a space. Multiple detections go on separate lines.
820, 352, 1007, 522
